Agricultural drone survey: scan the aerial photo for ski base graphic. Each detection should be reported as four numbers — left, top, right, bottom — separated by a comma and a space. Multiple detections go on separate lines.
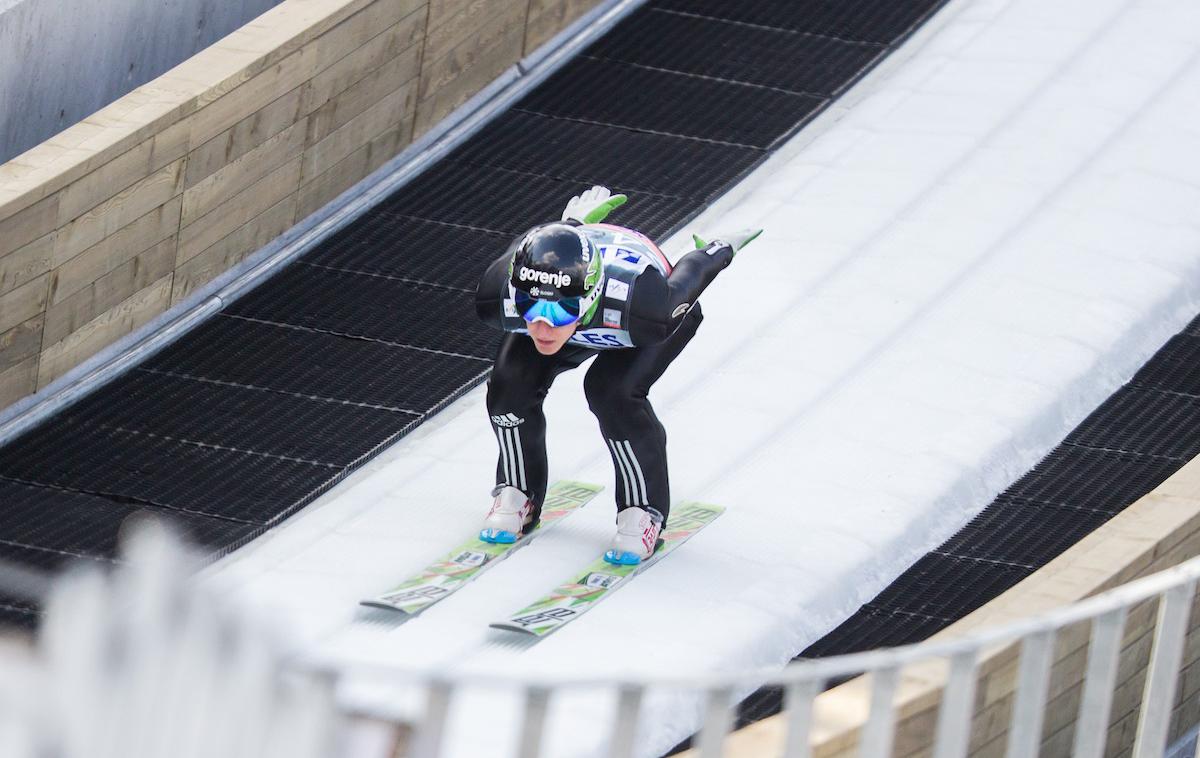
490, 502, 724, 637
360, 480, 602, 616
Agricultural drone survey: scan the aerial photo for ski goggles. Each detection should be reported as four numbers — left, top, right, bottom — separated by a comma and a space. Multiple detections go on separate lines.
514, 289, 583, 327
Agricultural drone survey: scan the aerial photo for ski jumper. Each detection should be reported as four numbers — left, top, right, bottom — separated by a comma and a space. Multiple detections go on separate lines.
475, 223, 735, 525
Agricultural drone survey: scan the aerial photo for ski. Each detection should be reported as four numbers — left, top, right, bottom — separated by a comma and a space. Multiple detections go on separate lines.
360, 480, 602, 616
490, 502, 724, 637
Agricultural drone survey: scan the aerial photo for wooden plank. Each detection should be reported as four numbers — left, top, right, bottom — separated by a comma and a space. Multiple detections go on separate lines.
0, 194, 59, 259
0, 91, 190, 221
0, 120, 106, 217
172, 194, 298, 303
424, 0, 519, 68
303, 0, 427, 91
419, 0, 525, 99
427, 0, 487, 34
0, 315, 45, 374
56, 119, 191, 225
186, 0, 424, 149
301, 7, 426, 115
0, 233, 55, 298
0, 274, 49, 334
297, 117, 411, 219
306, 43, 423, 145
182, 120, 306, 226
223, 0, 382, 72
42, 237, 176, 347
302, 80, 416, 181
37, 274, 173, 388
48, 196, 183, 305
524, 0, 603, 53
0, 356, 39, 409
187, 44, 322, 149
53, 159, 185, 264
177, 157, 303, 267
414, 20, 524, 137
185, 86, 305, 189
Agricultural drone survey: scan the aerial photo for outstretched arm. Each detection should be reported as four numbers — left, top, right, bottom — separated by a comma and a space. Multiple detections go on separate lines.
628, 229, 761, 345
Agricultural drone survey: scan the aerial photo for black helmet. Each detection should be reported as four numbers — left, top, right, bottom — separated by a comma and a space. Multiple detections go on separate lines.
508, 224, 605, 325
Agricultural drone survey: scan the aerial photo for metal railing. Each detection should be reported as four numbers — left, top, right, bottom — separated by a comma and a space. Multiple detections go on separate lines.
2, 525, 1197, 758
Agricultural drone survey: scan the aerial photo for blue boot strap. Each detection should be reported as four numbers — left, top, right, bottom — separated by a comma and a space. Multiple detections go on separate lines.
480, 528, 518, 544
604, 550, 642, 566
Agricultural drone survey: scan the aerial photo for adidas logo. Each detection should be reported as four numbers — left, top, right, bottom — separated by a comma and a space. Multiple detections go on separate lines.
491, 413, 525, 428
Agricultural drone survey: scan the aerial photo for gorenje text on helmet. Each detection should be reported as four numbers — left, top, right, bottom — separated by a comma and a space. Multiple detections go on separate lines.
518, 267, 572, 288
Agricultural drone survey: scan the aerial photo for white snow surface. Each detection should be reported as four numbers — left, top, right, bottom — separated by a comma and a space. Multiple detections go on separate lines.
207, 0, 1200, 754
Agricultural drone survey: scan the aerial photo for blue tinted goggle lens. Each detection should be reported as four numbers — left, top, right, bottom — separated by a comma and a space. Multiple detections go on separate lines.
515, 290, 582, 326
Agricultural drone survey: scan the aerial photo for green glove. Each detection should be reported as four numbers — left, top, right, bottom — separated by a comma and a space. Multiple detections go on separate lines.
692, 228, 763, 255
562, 185, 628, 224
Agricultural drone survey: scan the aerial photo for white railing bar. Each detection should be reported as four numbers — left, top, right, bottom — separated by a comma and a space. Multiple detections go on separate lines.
410, 680, 452, 758
1004, 629, 1055, 758
1073, 608, 1127, 758
608, 684, 643, 758
859, 665, 899, 758
782, 679, 821, 758
322, 555, 1200, 693
517, 686, 551, 758
932, 650, 977, 758
1133, 580, 1197, 758
697, 686, 734, 758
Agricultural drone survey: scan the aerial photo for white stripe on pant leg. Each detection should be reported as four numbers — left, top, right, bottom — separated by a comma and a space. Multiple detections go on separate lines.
611, 440, 643, 506
497, 426, 515, 487
622, 441, 649, 507
510, 427, 526, 491
614, 440, 644, 505
501, 427, 513, 487
608, 439, 633, 505
505, 428, 516, 490
493, 427, 507, 484
608, 439, 632, 505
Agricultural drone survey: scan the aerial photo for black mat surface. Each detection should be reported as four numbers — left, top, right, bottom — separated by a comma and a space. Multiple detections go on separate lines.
0, 0, 949, 632
651, 0, 946, 44
587, 9, 885, 96
518, 57, 825, 148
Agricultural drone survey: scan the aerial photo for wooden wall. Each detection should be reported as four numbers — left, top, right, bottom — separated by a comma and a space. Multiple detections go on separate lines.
0, 0, 604, 409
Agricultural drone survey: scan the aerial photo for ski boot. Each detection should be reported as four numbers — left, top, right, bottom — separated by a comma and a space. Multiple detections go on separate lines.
479, 485, 536, 544
604, 506, 664, 566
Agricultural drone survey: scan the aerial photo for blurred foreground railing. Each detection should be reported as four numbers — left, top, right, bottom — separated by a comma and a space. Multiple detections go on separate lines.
2, 524, 1199, 758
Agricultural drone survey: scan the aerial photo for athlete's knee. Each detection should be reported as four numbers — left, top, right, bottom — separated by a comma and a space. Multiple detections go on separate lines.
584, 369, 641, 415
487, 361, 539, 412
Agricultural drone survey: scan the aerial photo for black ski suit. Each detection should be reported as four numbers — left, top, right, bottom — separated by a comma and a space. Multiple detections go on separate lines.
475, 223, 735, 526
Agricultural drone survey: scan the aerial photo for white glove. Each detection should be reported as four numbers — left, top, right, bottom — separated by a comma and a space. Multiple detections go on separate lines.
561, 185, 628, 224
